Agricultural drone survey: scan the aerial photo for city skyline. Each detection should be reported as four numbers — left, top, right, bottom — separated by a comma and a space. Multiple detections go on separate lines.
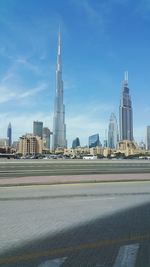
0, 0, 150, 146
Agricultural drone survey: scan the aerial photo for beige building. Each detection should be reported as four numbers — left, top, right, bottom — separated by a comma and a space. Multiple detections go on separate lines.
117, 140, 142, 157
89, 146, 104, 156
0, 138, 9, 148
64, 147, 90, 157
18, 134, 43, 155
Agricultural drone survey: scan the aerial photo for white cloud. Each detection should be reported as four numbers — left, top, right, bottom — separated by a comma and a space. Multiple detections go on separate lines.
0, 82, 47, 103
0, 87, 16, 103
19, 83, 47, 99
15, 58, 41, 75
1, 73, 14, 83
72, 0, 105, 29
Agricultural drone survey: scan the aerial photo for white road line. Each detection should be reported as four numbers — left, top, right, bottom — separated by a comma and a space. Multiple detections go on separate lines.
78, 197, 116, 202
38, 257, 67, 267
113, 243, 139, 267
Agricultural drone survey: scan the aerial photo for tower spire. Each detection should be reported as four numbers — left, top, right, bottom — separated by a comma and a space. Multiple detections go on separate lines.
58, 28, 61, 55
57, 29, 61, 71
124, 71, 128, 85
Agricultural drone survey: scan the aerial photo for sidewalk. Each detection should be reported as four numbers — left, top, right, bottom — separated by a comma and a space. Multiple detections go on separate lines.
0, 173, 150, 186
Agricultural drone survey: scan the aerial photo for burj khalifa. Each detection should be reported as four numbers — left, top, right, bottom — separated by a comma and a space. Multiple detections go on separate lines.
52, 31, 67, 150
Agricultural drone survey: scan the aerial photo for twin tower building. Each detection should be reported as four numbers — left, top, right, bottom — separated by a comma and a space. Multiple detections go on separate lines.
52, 32, 133, 150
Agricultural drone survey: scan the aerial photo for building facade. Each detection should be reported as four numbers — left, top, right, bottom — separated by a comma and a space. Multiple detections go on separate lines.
117, 140, 139, 157
89, 134, 100, 148
43, 127, 51, 149
7, 122, 12, 146
119, 72, 133, 141
18, 134, 43, 155
108, 113, 119, 149
52, 31, 67, 151
33, 121, 43, 139
0, 138, 9, 148
72, 137, 80, 149
146, 126, 150, 150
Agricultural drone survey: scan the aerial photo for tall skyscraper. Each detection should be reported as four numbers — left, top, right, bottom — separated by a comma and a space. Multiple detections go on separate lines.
52, 31, 67, 150
89, 134, 100, 148
7, 122, 12, 147
119, 71, 133, 141
108, 113, 119, 149
146, 126, 150, 150
33, 121, 43, 138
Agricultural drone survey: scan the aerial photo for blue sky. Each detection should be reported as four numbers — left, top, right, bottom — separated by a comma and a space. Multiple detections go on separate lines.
0, 0, 150, 147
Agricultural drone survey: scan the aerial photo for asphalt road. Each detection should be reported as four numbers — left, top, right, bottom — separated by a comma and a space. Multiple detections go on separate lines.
0, 159, 150, 178
0, 182, 150, 266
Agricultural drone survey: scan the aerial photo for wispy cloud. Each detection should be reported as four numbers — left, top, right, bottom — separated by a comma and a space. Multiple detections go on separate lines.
0, 87, 16, 103
1, 73, 14, 83
19, 83, 47, 99
15, 58, 42, 75
73, 0, 106, 30
0, 82, 47, 104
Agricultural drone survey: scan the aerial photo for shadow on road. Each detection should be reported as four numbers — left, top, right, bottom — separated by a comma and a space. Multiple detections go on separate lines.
1, 201, 150, 266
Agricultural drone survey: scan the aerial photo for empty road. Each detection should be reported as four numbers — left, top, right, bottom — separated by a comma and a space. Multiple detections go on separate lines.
0, 159, 150, 179
0, 182, 150, 266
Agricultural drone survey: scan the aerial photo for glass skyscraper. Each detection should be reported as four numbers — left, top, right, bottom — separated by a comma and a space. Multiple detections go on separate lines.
52, 31, 67, 150
119, 71, 133, 141
108, 113, 119, 149
146, 126, 150, 150
7, 122, 12, 147
33, 121, 43, 138
72, 137, 80, 149
89, 134, 100, 148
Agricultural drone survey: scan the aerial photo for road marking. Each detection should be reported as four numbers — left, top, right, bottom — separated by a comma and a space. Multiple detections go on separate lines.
78, 197, 116, 202
113, 243, 139, 267
38, 257, 67, 266
0, 235, 147, 265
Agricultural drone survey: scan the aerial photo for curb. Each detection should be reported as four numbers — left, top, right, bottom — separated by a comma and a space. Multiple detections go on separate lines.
0, 179, 150, 187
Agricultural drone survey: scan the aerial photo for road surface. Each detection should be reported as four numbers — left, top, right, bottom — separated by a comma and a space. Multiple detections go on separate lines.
0, 182, 150, 266
0, 159, 150, 178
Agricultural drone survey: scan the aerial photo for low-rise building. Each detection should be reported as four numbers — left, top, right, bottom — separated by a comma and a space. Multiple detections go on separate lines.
18, 134, 43, 156
117, 140, 142, 157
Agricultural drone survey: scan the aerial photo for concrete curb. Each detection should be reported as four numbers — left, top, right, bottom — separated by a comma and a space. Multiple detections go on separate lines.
1, 178, 150, 187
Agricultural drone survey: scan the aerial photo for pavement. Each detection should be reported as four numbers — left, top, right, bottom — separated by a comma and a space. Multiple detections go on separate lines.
0, 182, 150, 266
0, 173, 150, 186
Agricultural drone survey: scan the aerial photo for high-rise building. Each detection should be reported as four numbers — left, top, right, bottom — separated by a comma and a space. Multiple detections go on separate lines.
119, 71, 133, 141
108, 113, 119, 149
72, 137, 80, 149
7, 122, 12, 146
89, 134, 100, 148
33, 121, 43, 138
146, 126, 150, 150
43, 127, 51, 149
52, 31, 67, 151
